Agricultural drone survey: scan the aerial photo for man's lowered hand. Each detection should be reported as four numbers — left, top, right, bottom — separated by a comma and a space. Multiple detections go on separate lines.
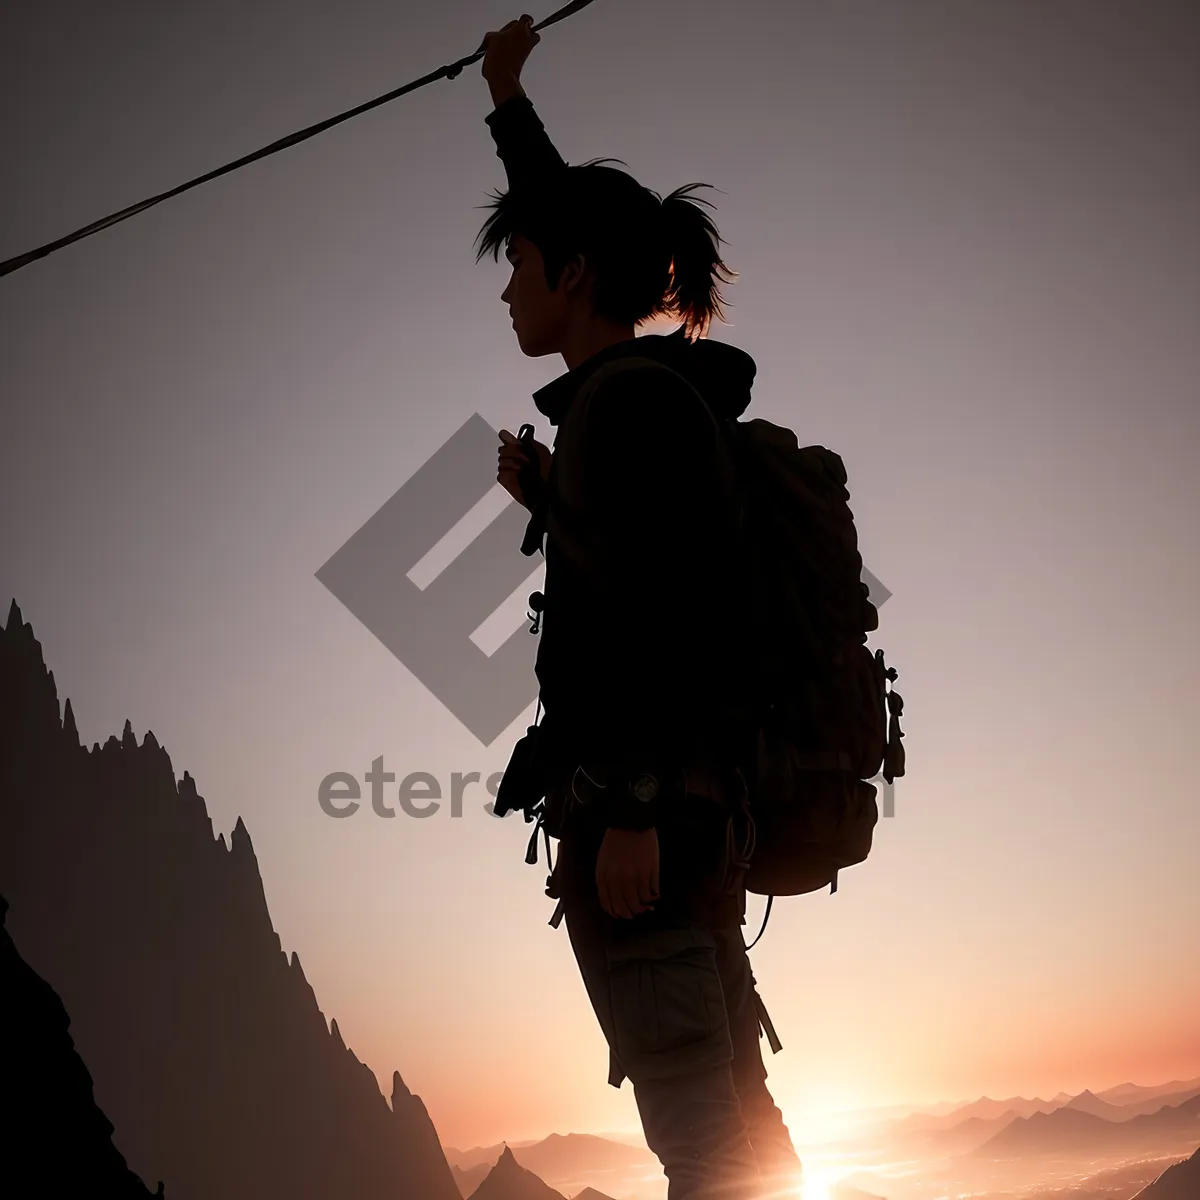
596, 827, 661, 920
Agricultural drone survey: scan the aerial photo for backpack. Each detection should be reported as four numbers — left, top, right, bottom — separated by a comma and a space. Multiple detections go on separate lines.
515, 355, 906, 912
723, 416, 906, 902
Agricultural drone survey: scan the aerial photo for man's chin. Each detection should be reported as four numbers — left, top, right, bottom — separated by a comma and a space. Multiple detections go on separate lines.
515, 332, 559, 359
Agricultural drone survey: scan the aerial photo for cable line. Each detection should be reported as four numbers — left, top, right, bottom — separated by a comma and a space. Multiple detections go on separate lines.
0, 1, 597, 280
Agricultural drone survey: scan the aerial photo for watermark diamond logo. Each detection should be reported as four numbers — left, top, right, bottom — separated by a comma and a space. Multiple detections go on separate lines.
316, 413, 542, 746
316, 412, 897, 812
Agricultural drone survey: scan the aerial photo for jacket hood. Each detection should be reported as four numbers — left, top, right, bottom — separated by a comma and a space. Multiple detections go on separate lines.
531, 324, 757, 426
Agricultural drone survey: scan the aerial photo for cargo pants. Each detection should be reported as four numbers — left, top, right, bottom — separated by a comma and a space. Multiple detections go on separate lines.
544, 762, 803, 1200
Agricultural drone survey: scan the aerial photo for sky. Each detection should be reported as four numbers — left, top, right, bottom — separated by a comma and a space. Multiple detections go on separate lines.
2, 0, 1199, 1152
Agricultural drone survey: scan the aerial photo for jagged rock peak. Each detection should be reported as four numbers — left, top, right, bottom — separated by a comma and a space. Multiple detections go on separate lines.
63, 698, 80, 745
330, 1019, 346, 1050
143, 729, 160, 750
6, 597, 25, 632
391, 1070, 411, 1107
472, 1142, 567, 1199
230, 815, 255, 858
178, 771, 197, 797
122, 719, 137, 750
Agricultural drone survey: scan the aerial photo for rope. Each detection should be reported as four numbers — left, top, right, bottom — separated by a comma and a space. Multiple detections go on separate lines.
0, 1, 598, 280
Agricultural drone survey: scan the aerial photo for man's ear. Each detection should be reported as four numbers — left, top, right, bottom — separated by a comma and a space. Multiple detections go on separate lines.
560, 253, 590, 298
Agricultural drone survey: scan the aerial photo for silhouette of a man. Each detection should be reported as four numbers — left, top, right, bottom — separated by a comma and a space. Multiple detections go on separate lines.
479, 17, 803, 1199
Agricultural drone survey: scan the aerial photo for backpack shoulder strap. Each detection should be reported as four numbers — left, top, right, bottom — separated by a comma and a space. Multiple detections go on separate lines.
573, 355, 726, 445
564, 354, 741, 510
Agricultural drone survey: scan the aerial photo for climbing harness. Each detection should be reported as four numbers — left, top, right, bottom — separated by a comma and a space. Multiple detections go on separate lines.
0, 1, 598, 279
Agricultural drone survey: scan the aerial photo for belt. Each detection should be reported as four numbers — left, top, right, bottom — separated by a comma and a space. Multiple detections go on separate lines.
548, 761, 733, 808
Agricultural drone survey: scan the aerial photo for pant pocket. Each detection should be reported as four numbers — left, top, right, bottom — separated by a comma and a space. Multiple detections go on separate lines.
606, 927, 734, 1082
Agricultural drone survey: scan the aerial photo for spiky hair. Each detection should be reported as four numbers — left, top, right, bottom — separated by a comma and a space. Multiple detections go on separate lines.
474, 158, 736, 341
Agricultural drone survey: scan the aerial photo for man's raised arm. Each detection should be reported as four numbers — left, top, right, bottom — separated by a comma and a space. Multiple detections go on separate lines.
481, 16, 568, 188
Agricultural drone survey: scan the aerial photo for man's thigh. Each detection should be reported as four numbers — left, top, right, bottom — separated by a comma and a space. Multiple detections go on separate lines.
561, 880, 776, 1095
554, 770, 750, 1081
564, 899, 735, 1085
607, 921, 736, 1083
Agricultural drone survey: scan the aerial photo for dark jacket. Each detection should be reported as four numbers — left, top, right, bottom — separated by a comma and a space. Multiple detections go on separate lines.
485, 96, 761, 805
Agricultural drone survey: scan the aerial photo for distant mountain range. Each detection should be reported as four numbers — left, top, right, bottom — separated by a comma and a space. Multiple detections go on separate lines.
447, 1132, 651, 1197
1059, 1086, 1200, 1123
460, 1148, 621, 1200
0, 601, 459, 1199
449, 1138, 548, 1171
1097, 1079, 1200, 1105
971, 1092, 1200, 1159
1060, 1088, 1136, 1122
456, 1132, 653, 1177
880, 1077, 1200, 1159
888, 1093, 1069, 1135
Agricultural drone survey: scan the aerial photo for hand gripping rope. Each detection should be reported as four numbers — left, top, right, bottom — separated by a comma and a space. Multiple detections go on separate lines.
0, 1, 598, 280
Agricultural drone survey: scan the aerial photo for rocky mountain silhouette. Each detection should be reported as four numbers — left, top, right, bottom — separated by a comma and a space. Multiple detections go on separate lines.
1131, 1147, 1200, 1199
570, 1188, 620, 1200
1, 892, 164, 1198
0, 600, 460, 1200
972, 1092, 1200, 1159
470, 1145, 566, 1199
447, 1132, 653, 1178
448, 1133, 653, 1198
